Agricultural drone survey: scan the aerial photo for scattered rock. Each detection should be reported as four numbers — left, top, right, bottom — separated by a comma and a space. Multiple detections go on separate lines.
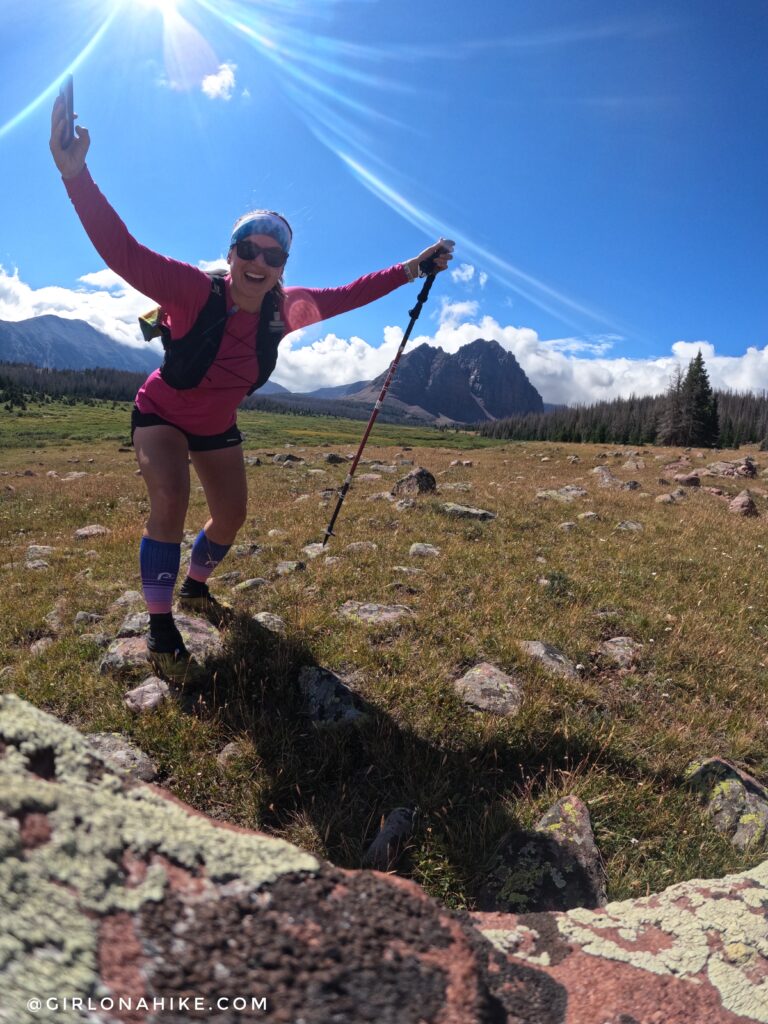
477, 794, 605, 913
110, 590, 144, 611
276, 560, 306, 576
363, 808, 416, 871
592, 466, 621, 488
597, 636, 642, 668
298, 666, 367, 724
559, 521, 577, 531
729, 490, 759, 517
74, 525, 110, 540
74, 612, 103, 627
252, 612, 287, 636
409, 543, 440, 558
216, 742, 241, 767
124, 677, 170, 713
345, 541, 378, 554
338, 602, 414, 626
518, 641, 578, 680
395, 498, 416, 511
707, 458, 757, 478
233, 577, 269, 591
453, 663, 523, 716
621, 480, 641, 491
26, 545, 55, 559
273, 453, 304, 465
441, 482, 473, 492
440, 503, 496, 521
577, 511, 599, 521
323, 452, 347, 464
686, 758, 768, 850
536, 485, 588, 502
25, 560, 49, 571
30, 637, 54, 657
391, 467, 437, 496
267, 529, 287, 538
623, 457, 645, 470
302, 543, 326, 559
673, 473, 701, 487
615, 520, 644, 531
86, 732, 158, 782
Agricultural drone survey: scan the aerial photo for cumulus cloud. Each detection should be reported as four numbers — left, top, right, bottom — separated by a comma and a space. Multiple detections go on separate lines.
0, 265, 156, 350
451, 263, 476, 284
201, 63, 237, 101
4, 265, 768, 406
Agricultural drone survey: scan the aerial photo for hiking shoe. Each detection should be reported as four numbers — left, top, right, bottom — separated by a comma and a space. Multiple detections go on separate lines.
178, 587, 233, 628
147, 644, 206, 687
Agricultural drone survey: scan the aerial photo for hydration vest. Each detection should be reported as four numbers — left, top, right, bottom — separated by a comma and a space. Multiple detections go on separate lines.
139, 274, 285, 393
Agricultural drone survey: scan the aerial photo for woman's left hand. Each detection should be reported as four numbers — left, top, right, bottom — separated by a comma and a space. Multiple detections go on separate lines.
405, 238, 455, 280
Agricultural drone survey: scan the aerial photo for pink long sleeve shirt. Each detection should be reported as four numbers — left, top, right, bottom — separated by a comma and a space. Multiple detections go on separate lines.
64, 167, 408, 435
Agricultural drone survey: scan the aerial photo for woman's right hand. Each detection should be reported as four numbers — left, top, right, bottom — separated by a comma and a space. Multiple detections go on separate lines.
49, 95, 90, 180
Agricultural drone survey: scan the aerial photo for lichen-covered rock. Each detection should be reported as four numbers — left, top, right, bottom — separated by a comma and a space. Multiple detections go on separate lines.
409, 542, 441, 558
1, 695, 767, 1023
686, 757, 768, 850
338, 601, 414, 626
297, 666, 368, 725
477, 794, 605, 914
518, 640, 578, 680
85, 732, 158, 781
453, 663, 523, 716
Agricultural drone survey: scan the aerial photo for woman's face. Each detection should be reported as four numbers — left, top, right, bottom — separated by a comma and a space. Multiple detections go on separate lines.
228, 233, 286, 311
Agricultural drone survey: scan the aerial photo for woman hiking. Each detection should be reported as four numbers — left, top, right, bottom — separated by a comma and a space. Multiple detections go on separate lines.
50, 96, 452, 683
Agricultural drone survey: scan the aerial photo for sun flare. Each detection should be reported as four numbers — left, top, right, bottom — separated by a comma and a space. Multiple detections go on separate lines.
133, 0, 180, 15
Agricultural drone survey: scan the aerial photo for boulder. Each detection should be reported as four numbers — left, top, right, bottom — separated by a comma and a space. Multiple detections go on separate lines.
729, 490, 759, 516
391, 467, 437, 496
518, 640, 578, 679
453, 663, 523, 716
686, 757, 768, 850
1, 695, 767, 1024
477, 794, 605, 913
440, 503, 496, 521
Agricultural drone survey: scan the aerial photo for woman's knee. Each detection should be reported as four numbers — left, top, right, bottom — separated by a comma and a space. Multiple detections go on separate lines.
209, 502, 248, 539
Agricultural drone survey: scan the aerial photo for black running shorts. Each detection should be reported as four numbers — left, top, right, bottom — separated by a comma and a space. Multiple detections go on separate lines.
131, 406, 244, 452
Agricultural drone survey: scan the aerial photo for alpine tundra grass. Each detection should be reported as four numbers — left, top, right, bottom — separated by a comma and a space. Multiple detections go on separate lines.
1, 400, 766, 907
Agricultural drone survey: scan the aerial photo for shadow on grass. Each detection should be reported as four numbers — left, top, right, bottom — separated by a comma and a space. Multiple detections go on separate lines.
192, 614, 660, 910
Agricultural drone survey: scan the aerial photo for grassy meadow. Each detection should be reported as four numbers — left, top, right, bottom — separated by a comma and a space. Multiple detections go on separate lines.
2, 399, 767, 907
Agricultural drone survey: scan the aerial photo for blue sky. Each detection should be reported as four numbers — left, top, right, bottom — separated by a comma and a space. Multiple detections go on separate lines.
1, 0, 766, 403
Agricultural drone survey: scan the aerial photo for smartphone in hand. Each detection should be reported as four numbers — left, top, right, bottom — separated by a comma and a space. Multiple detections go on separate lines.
59, 75, 74, 149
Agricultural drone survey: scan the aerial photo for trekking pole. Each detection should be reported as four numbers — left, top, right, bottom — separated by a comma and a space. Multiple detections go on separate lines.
321, 243, 453, 546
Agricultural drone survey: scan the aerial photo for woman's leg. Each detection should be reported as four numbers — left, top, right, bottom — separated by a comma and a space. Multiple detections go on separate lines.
133, 425, 191, 655
178, 444, 247, 623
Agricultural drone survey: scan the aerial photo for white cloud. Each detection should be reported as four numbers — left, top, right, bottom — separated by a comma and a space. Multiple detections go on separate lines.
201, 63, 237, 101
451, 262, 476, 284
4, 266, 768, 406
0, 265, 157, 350
478, 272, 488, 289
438, 299, 479, 329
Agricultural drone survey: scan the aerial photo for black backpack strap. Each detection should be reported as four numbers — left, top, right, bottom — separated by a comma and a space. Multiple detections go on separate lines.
248, 289, 285, 394
158, 277, 228, 390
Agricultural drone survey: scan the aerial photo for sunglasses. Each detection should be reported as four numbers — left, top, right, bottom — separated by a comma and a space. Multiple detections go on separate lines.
234, 239, 289, 268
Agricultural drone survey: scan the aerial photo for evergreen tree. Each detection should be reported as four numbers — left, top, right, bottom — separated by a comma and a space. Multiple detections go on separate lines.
681, 350, 719, 446
658, 365, 685, 445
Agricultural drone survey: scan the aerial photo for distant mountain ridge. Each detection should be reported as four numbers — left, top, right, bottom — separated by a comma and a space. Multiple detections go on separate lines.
1, 314, 544, 422
0, 316, 162, 374
350, 339, 543, 422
